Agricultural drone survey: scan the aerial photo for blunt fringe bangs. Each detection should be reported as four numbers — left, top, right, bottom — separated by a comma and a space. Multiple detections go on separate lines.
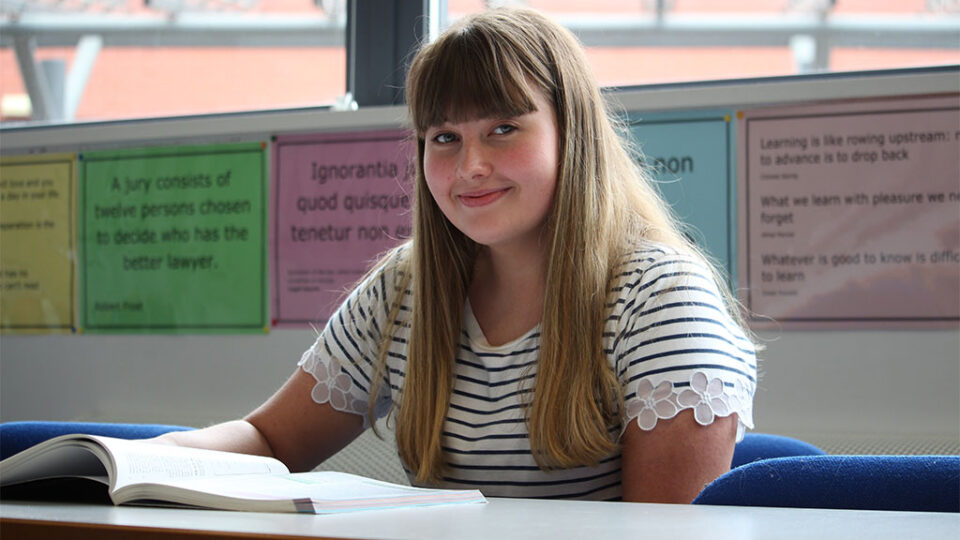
407, 12, 558, 136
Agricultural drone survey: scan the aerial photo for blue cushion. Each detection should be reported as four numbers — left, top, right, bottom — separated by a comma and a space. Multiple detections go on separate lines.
694, 454, 960, 512
732, 433, 825, 468
0, 421, 194, 460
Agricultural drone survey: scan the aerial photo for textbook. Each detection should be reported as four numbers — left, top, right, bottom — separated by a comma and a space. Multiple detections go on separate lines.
0, 434, 486, 514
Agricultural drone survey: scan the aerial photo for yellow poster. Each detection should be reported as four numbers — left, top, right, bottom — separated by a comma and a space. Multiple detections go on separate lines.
0, 154, 76, 333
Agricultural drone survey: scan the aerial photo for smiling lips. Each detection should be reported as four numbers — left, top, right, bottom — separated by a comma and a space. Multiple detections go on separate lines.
458, 187, 511, 207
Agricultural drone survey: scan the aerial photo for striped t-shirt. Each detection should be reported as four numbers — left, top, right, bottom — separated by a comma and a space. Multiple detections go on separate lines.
299, 242, 757, 500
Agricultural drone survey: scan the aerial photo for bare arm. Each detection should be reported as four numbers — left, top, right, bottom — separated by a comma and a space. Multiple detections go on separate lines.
153, 367, 365, 472
620, 409, 737, 504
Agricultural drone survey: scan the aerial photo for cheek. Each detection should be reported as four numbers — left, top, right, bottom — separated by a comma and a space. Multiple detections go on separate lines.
528, 145, 559, 196
422, 154, 452, 204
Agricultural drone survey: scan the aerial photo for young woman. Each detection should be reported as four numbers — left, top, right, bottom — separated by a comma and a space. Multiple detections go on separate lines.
158, 7, 757, 504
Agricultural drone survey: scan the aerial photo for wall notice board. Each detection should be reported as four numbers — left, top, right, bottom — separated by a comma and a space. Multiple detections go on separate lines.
271, 130, 412, 328
629, 109, 737, 287
78, 142, 269, 334
0, 154, 76, 333
739, 95, 959, 327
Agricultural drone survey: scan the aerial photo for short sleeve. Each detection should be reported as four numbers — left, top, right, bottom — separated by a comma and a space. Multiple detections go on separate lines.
612, 247, 757, 441
297, 262, 399, 429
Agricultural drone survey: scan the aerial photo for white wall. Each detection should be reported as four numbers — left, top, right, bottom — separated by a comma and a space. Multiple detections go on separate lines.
2, 329, 957, 445
753, 330, 958, 442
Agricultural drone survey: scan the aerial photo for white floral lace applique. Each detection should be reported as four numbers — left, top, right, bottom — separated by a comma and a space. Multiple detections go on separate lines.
626, 379, 678, 431
299, 344, 369, 421
626, 370, 753, 439
677, 371, 729, 425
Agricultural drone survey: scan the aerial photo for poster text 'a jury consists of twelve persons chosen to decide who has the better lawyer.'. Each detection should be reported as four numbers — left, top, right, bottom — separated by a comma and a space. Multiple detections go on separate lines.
79, 142, 268, 333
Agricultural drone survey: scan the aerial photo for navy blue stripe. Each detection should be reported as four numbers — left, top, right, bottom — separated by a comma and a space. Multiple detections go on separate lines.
640, 315, 741, 335
542, 480, 621, 500
631, 300, 724, 322
452, 387, 532, 403
321, 339, 374, 395
627, 363, 756, 383
443, 431, 529, 442
446, 463, 544, 472
377, 271, 388, 317
456, 372, 534, 388
449, 402, 526, 416
611, 269, 708, 327
369, 314, 382, 340
331, 318, 376, 375
441, 469, 618, 488
460, 344, 541, 359
334, 304, 363, 359
442, 446, 531, 456
387, 366, 404, 378
456, 357, 538, 373
625, 346, 753, 368
445, 454, 619, 473
648, 285, 719, 299
616, 333, 755, 363
447, 416, 525, 429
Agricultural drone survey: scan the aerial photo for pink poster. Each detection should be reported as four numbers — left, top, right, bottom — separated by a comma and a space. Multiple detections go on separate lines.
739, 95, 959, 328
272, 130, 413, 328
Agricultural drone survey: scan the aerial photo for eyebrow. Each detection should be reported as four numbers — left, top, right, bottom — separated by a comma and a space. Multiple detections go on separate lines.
431, 108, 539, 129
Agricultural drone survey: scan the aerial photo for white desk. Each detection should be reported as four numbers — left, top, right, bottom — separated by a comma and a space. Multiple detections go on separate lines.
2, 498, 957, 540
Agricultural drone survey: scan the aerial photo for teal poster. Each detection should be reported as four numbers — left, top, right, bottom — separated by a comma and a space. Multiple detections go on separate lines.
628, 110, 737, 287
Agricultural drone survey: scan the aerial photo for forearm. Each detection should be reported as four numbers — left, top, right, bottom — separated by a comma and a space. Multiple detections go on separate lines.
150, 419, 275, 458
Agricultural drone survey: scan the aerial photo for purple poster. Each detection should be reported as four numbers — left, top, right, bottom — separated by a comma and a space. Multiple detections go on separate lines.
739, 95, 959, 328
272, 130, 413, 327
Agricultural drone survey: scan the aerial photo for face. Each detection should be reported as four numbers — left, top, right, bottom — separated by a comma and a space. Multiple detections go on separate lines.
422, 90, 559, 253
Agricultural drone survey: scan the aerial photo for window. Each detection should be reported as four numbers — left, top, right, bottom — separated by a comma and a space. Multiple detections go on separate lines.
446, 1, 960, 87
0, 0, 346, 123
0, 0, 956, 125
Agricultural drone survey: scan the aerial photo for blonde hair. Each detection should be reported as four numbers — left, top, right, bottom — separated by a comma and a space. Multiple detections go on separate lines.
371, 7, 737, 484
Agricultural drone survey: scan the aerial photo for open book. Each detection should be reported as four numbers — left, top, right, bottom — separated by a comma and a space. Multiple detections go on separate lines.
0, 434, 485, 514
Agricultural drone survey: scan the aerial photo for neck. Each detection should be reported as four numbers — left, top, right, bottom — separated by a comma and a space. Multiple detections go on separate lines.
475, 238, 548, 295
467, 238, 550, 346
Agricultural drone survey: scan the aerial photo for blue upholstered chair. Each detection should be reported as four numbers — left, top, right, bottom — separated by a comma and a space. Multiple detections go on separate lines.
0, 421, 193, 460
694, 454, 960, 512
731, 433, 825, 468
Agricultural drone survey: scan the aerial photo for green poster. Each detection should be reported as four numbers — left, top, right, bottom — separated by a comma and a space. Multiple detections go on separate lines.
79, 142, 268, 333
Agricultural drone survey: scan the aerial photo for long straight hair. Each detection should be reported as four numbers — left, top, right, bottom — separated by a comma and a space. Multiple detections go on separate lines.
373, 8, 728, 484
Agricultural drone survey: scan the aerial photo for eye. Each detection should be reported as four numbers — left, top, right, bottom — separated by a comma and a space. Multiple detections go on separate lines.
430, 132, 457, 145
492, 124, 516, 135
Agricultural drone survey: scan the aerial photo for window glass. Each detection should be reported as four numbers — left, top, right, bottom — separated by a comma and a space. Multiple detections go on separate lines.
445, 0, 959, 87
0, 0, 346, 124
0, 1, 955, 125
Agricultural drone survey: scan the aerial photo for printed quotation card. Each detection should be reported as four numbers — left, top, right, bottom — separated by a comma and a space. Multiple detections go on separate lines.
0, 154, 76, 333
739, 95, 959, 328
629, 110, 737, 287
79, 142, 269, 333
272, 130, 413, 328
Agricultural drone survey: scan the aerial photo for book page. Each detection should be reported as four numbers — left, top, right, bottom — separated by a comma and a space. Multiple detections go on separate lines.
94, 436, 288, 491
0, 441, 109, 486
118, 471, 486, 513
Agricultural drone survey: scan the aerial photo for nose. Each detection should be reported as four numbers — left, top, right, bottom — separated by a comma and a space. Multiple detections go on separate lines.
457, 139, 492, 181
